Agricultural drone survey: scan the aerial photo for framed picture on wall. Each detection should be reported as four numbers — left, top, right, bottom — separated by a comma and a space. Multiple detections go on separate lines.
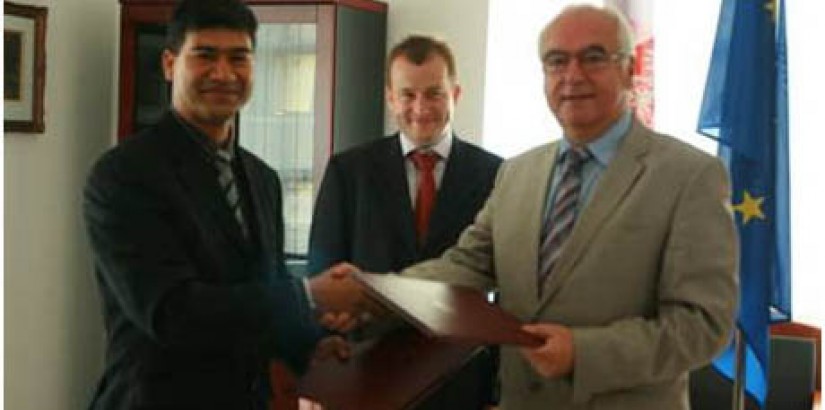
4, 2, 47, 133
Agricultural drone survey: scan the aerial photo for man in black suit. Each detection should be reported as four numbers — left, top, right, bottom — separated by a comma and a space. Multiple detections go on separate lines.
83, 1, 360, 408
307, 35, 503, 409
308, 35, 502, 275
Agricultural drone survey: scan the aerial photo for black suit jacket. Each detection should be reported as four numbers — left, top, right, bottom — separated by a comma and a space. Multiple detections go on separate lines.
84, 112, 322, 409
307, 134, 502, 409
308, 134, 502, 274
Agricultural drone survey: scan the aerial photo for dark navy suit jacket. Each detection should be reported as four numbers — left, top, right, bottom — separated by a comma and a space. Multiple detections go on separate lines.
308, 134, 502, 274
307, 133, 502, 409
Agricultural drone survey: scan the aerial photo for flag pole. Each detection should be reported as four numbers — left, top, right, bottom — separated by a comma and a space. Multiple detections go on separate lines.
732, 328, 746, 410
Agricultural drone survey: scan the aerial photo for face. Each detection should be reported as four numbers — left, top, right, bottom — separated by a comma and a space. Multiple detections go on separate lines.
540, 10, 633, 142
162, 29, 254, 138
385, 55, 461, 147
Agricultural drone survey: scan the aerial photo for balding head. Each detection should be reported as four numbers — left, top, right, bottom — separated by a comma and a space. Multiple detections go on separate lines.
536, 5, 635, 142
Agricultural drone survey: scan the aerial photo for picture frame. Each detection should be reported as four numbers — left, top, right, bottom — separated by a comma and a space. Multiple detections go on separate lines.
4, 2, 47, 133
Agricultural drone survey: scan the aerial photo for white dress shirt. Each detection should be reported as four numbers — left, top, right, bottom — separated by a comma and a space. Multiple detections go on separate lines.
400, 126, 453, 206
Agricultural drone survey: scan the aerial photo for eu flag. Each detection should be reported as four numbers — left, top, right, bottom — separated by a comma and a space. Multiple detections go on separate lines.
697, 0, 791, 406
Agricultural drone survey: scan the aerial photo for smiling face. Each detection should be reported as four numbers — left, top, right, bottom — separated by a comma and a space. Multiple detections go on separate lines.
162, 29, 253, 143
385, 54, 461, 147
540, 8, 633, 142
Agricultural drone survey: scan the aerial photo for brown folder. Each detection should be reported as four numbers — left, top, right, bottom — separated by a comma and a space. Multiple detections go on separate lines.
298, 327, 483, 409
354, 272, 542, 347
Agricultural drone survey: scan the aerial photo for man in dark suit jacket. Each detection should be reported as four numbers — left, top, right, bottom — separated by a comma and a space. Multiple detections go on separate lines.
307, 35, 502, 409
84, 1, 358, 408
308, 35, 502, 275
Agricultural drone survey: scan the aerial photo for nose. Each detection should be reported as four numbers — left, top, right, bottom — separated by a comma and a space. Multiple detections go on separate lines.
410, 95, 429, 114
210, 56, 236, 81
560, 58, 586, 83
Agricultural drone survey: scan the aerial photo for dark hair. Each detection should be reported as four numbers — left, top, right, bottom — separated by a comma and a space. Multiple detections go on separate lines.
386, 35, 457, 85
165, 0, 257, 52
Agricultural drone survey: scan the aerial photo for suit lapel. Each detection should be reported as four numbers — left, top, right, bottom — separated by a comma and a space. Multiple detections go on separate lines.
162, 115, 249, 254
498, 143, 560, 314
425, 138, 472, 252
370, 136, 418, 256
535, 122, 650, 313
238, 152, 280, 270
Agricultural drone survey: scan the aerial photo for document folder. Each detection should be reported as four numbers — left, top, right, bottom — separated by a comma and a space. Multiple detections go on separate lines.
354, 272, 542, 347
298, 327, 483, 409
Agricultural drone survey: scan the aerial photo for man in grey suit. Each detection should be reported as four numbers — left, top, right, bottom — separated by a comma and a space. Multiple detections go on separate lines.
348, 5, 738, 410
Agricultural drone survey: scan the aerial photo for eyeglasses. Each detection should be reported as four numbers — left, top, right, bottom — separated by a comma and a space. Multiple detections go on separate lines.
542, 47, 629, 74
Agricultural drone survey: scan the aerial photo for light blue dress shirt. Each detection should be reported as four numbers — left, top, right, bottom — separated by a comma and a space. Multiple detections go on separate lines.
543, 111, 633, 222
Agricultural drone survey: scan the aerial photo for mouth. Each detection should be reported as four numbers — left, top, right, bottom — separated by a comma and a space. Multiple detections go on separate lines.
201, 88, 241, 96
199, 81, 243, 96
560, 93, 595, 102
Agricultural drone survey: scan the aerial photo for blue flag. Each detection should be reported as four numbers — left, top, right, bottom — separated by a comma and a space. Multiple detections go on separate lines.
697, 0, 791, 406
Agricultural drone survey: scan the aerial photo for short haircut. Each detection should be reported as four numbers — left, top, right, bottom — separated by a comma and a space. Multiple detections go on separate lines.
386, 35, 457, 85
539, 5, 635, 58
165, 0, 258, 52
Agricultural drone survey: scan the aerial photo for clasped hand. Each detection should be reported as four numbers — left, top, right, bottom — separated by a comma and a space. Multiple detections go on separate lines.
520, 323, 575, 378
308, 262, 384, 332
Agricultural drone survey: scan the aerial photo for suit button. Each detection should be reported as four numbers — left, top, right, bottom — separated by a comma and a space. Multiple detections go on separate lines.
528, 380, 543, 392
250, 378, 259, 392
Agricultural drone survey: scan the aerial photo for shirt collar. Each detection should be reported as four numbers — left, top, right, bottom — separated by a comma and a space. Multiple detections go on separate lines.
400, 125, 453, 159
559, 111, 632, 167
172, 110, 236, 162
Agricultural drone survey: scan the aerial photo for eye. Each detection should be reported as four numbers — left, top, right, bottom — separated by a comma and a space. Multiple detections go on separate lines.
543, 53, 570, 70
425, 89, 446, 100
580, 49, 609, 65
229, 52, 252, 65
193, 49, 218, 62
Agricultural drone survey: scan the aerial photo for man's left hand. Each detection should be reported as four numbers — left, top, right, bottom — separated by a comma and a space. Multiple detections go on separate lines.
520, 323, 574, 378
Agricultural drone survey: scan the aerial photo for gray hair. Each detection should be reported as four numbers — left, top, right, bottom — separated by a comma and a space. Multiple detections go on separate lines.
538, 4, 635, 63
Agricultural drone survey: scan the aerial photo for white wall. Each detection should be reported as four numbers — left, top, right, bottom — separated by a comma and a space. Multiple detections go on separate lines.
3, 1, 491, 408
3, 0, 118, 408
382, 0, 491, 145
483, 0, 600, 158
785, 1, 825, 327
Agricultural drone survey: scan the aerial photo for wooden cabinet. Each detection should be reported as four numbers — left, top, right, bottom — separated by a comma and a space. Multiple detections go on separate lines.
117, 0, 387, 271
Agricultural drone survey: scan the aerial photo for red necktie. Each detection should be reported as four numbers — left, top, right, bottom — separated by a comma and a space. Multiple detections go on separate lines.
411, 150, 439, 245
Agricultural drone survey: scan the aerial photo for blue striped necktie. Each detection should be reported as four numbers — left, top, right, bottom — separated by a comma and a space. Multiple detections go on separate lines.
538, 147, 591, 294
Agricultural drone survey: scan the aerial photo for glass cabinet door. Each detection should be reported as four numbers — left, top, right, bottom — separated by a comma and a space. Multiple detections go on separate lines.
239, 7, 322, 271
133, 23, 170, 131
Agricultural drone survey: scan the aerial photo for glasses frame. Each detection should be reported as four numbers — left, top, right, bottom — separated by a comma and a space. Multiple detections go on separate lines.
542, 47, 630, 75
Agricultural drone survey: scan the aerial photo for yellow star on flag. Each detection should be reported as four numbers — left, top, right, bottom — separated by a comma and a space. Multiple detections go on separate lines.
765, 0, 777, 21
732, 191, 766, 224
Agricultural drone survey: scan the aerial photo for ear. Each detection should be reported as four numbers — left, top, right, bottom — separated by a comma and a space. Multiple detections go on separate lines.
384, 84, 394, 107
623, 55, 635, 88
451, 83, 462, 104
161, 49, 177, 82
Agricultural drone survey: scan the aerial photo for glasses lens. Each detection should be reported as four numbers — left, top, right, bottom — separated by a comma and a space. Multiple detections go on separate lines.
544, 53, 570, 72
580, 49, 610, 67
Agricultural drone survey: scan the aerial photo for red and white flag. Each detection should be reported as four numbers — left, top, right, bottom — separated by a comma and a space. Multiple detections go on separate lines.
605, 0, 654, 127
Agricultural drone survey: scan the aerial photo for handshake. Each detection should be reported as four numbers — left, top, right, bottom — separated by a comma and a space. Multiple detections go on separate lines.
307, 262, 386, 333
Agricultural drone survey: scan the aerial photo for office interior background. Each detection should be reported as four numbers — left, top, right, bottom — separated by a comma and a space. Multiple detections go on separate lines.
3, 0, 822, 408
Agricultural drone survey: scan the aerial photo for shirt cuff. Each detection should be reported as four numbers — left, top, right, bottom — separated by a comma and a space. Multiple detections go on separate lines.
302, 277, 316, 310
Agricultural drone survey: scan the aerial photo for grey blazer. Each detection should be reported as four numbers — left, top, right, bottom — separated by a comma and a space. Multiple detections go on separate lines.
404, 120, 738, 410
